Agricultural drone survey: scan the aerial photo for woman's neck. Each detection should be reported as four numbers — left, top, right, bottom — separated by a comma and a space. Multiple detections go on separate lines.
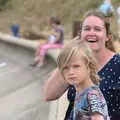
93, 48, 115, 71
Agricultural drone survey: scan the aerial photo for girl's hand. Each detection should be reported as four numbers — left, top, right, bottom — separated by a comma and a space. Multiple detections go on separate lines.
91, 113, 104, 120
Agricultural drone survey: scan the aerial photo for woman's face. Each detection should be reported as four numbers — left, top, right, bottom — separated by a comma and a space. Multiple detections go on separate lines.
81, 16, 108, 51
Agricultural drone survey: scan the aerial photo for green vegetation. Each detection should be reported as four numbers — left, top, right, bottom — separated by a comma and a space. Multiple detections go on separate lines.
0, 0, 12, 9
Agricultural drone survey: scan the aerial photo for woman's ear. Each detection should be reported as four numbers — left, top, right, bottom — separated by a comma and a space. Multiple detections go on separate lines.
109, 34, 113, 40
106, 34, 112, 42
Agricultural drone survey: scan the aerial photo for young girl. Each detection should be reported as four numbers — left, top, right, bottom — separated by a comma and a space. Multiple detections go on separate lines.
57, 42, 110, 120
31, 17, 64, 67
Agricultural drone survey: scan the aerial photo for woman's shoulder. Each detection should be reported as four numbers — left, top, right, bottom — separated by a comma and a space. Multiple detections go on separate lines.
115, 53, 120, 58
104, 53, 120, 70
98, 53, 120, 77
111, 53, 120, 64
105, 53, 120, 66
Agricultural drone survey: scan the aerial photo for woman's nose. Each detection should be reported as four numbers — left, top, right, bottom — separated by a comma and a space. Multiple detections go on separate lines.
88, 29, 96, 35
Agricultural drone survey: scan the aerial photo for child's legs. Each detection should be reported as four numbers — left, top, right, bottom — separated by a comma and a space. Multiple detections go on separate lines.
41, 44, 63, 56
34, 43, 47, 63
35, 43, 46, 56
40, 44, 63, 63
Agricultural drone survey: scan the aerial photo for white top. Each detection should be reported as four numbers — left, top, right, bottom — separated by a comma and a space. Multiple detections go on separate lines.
117, 7, 120, 16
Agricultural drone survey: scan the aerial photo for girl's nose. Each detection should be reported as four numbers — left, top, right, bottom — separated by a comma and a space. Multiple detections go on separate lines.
68, 67, 74, 74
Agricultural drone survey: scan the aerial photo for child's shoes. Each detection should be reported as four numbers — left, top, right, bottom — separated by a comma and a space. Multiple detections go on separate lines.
29, 61, 38, 67
37, 63, 44, 68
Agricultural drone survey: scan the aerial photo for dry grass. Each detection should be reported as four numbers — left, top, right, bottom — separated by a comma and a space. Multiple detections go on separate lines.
0, 0, 119, 38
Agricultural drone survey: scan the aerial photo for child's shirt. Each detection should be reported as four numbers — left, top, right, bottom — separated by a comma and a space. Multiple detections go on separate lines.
73, 85, 110, 120
54, 26, 64, 44
48, 34, 56, 44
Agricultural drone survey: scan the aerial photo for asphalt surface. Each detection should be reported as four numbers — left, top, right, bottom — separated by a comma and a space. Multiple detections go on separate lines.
0, 41, 56, 120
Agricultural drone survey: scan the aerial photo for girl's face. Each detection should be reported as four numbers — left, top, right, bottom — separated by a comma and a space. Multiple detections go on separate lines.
62, 52, 90, 88
81, 16, 108, 51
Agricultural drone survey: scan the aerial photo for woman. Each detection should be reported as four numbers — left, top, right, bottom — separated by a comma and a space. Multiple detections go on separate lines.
43, 11, 120, 120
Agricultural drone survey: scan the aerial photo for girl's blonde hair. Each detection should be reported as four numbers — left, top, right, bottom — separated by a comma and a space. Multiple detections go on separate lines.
57, 41, 100, 85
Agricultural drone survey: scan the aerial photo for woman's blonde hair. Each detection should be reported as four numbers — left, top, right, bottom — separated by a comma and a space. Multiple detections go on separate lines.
57, 41, 100, 85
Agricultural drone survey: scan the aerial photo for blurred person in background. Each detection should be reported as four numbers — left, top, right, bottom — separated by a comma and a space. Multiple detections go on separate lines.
31, 17, 64, 67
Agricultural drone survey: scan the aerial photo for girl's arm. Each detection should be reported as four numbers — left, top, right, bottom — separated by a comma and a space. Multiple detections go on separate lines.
43, 68, 69, 101
55, 31, 61, 42
88, 88, 109, 120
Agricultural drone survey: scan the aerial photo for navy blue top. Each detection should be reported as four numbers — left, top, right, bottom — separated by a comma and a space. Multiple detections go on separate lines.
99, 54, 120, 120
65, 54, 120, 120
54, 26, 64, 44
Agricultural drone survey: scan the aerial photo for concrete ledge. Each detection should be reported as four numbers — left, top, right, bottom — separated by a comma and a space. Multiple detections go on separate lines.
0, 32, 61, 63
0, 32, 38, 50
47, 49, 61, 63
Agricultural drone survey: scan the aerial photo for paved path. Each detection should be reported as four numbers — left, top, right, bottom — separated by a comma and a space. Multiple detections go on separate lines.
0, 32, 74, 120
0, 41, 56, 120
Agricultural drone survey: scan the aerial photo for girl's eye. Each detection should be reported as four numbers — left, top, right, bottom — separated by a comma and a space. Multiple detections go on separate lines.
63, 66, 69, 72
73, 64, 80, 68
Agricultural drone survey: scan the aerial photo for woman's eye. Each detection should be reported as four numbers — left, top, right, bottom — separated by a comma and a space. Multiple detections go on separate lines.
95, 27, 101, 32
82, 27, 90, 31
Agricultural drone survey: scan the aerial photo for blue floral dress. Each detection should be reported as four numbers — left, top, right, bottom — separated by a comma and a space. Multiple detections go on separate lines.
68, 86, 109, 120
